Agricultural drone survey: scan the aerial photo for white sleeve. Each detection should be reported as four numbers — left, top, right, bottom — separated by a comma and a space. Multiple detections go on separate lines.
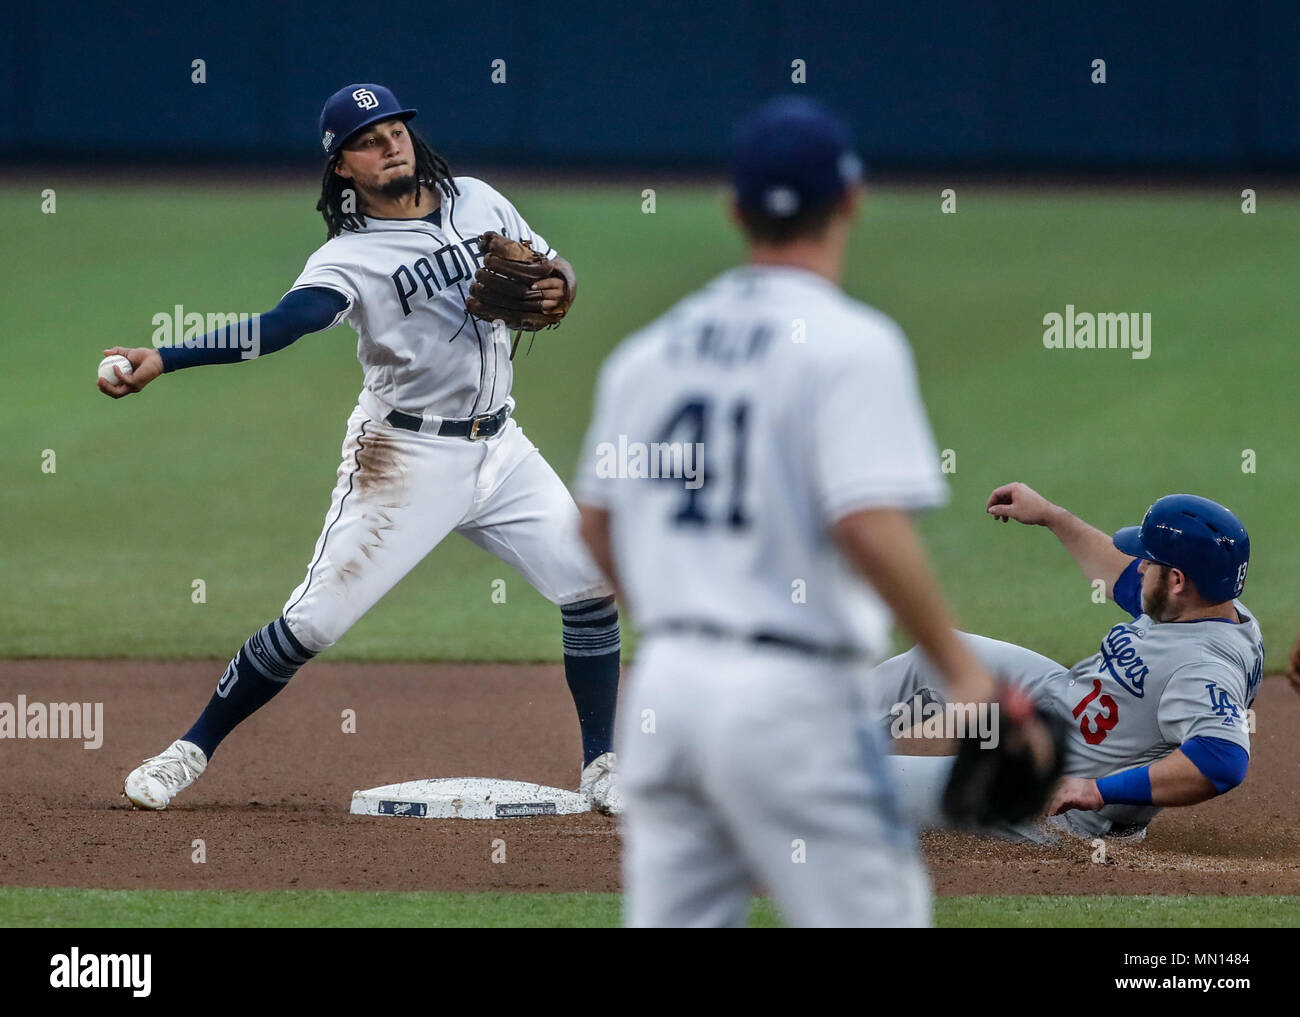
289, 244, 360, 317
574, 356, 623, 509
470, 177, 555, 259
810, 323, 948, 524
510, 204, 552, 259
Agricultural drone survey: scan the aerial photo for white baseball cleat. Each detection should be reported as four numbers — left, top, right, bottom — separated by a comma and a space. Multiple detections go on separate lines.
123, 739, 208, 810
579, 751, 623, 816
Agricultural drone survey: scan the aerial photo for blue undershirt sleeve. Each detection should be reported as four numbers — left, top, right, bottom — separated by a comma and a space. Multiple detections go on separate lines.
1112, 558, 1143, 619
158, 286, 349, 372
1179, 736, 1249, 794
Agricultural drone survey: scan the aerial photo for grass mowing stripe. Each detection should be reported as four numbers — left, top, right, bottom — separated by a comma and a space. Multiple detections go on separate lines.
1, 888, 1294, 928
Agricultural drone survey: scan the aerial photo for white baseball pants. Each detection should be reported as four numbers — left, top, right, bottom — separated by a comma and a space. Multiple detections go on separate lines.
618, 634, 931, 928
282, 404, 609, 653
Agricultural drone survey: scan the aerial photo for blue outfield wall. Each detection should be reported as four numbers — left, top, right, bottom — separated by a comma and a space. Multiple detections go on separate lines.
4, 0, 1299, 170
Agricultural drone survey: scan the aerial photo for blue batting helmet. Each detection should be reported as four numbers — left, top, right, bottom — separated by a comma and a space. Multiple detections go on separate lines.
1112, 494, 1250, 603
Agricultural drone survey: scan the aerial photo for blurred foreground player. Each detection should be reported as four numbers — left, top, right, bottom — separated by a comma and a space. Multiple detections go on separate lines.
576, 98, 1060, 927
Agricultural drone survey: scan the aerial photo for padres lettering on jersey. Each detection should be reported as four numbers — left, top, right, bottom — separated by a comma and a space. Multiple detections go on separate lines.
388, 235, 485, 316
289, 176, 554, 419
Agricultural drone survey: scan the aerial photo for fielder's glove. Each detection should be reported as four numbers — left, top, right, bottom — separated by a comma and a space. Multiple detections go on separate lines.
465, 231, 572, 356
942, 681, 1069, 827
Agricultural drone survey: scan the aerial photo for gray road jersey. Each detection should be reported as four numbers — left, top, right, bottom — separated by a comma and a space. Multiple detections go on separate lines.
1020, 603, 1262, 837
1027, 601, 1263, 780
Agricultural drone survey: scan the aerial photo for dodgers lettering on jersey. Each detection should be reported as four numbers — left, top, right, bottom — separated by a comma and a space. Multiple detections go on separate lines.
288, 176, 554, 418
1098, 622, 1150, 696
1023, 603, 1264, 835
576, 265, 948, 661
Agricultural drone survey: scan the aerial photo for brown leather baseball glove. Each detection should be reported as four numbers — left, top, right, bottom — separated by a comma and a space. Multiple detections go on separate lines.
465, 232, 573, 354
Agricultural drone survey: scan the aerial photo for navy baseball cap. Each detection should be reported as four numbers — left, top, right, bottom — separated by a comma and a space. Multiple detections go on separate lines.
732, 97, 863, 218
319, 83, 417, 158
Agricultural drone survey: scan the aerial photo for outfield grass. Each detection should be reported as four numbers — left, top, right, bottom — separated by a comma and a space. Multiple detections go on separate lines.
5, 182, 1297, 662
1, 887, 1293, 928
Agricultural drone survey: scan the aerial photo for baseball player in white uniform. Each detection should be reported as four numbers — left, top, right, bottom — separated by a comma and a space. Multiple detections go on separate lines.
871, 482, 1262, 843
101, 84, 623, 812
575, 98, 1027, 927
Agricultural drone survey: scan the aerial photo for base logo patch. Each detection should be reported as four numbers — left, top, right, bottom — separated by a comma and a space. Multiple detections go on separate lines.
378, 799, 428, 817
495, 802, 557, 818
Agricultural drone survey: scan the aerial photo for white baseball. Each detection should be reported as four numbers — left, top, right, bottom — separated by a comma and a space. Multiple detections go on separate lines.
98, 354, 134, 385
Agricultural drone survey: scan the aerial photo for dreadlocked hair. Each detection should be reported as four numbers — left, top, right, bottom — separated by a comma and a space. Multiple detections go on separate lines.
316, 128, 459, 239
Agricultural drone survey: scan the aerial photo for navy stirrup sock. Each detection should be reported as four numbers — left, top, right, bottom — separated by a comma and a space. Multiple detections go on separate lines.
182, 616, 315, 759
561, 596, 622, 767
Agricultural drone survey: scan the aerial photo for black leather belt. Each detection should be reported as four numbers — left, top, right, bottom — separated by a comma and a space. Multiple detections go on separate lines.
385, 403, 510, 440
647, 620, 864, 661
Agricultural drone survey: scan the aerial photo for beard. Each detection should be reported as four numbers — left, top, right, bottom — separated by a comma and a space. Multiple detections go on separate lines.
1142, 566, 1173, 621
376, 171, 419, 200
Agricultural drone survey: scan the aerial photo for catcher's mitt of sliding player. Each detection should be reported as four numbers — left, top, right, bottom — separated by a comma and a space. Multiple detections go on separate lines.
942, 681, 1069, 827
466, 231, 573, 356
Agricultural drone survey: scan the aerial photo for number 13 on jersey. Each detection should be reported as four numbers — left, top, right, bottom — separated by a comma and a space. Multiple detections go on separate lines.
1072, 678, 1119, 745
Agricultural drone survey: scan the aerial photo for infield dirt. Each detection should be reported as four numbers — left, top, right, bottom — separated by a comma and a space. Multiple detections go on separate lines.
1, 661, 1295, 897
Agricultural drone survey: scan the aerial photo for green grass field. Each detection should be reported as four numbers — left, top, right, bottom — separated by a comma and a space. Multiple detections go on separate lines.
4, 181, 1296, 929
5, 181, 1295, 662
1, 888, 1293, 928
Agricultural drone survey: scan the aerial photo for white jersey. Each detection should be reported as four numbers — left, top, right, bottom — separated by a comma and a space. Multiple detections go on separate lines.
290, 176, 553, 418
576, 264, 947, 660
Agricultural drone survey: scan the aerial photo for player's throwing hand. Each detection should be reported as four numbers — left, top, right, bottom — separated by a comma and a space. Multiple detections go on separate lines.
97, 346, 163, 399
986, 482, 1058, 526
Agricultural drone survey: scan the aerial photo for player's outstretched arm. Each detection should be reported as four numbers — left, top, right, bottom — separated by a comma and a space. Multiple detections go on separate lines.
1048, 747, 1223, 815
986, 481, 1134, 599
835, 508, 1068, 825
831, 507, 995, 705
97, 346, 163, 399
97, 288, 349, 401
